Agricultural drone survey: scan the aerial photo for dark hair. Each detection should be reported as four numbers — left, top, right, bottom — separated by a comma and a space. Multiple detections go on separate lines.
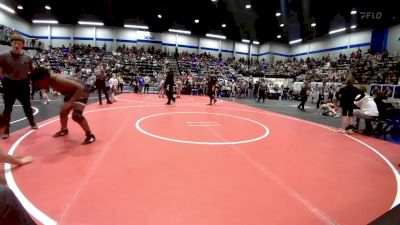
374, 90, 386, 100
345, 77, 355, 87
30, 67, 50, 81
0, 114, 7, 127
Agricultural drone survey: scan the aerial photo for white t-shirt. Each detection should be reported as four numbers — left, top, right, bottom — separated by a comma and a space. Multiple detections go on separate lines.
109, 77, 119, 87
354, 94, 379, 117
144, 76, 151, 84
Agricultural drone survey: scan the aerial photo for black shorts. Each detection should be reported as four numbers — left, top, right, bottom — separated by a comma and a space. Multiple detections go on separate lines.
341, 105, 354, 116
64, 85, 89, 105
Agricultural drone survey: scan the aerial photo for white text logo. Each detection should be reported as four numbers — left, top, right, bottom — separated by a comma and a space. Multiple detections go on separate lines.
360, 12, 382, 20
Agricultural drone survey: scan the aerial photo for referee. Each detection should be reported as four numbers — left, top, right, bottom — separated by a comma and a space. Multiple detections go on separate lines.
0, 34, 38, 139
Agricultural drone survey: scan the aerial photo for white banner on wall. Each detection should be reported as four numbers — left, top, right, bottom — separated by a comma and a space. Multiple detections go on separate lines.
293, 82, 343, 92
137, 31, 155, 40
266, 78, 292, 87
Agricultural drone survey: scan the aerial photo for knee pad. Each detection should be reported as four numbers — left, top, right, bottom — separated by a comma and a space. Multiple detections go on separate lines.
72, 111, 85, 123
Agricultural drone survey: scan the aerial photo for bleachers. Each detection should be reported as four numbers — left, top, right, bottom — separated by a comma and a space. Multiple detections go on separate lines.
136, 60, 163, 77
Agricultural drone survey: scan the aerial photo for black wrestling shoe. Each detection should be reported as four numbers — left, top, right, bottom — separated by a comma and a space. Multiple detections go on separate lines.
53, 129, 69, 137
82, 134, 96, 145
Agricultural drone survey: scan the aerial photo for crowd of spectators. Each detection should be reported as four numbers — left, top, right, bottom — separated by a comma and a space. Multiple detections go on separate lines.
1, 25, 42, 49
1, 26, 399, 99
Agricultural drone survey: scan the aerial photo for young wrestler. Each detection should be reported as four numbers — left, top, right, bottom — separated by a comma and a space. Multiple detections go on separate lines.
31, 68, 95, 144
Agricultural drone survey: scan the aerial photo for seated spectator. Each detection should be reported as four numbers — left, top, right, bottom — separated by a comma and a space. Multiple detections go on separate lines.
353, 86, 379, 133
374, 90, 393, 120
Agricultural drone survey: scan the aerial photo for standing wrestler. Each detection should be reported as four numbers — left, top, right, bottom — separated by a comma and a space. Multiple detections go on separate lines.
31, 68, 95, 144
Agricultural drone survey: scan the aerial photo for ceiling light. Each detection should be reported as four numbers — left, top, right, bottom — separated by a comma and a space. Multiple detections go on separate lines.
33, 20, 58, 24
329, 27, 346, 34
351, 25, 357, 29
277, 34, 282, 39
211, 0, 217, 2
276, 12, 281, 17
195, 19, 199, 24
168, 29, 191, 35
253, 41, 260, 45
45, 5, 51, 10
158, 14, 162, 19
206, 33, 226, 39
78, 21, 104, 26
242, 39, 250, 43
124, 24, 149, 30
222, 24, 226, 28
245, 4, 251, 9
0, 3, 15, 14
311, 23, 316, 27
17, 5, 23, 10
351, 10, 357, 15
280, 23, 284, 27
289, 39, 302, 44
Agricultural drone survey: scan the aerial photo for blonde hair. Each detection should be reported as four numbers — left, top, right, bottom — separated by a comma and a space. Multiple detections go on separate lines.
359, 85, 367, 93
10, 34, 25, 44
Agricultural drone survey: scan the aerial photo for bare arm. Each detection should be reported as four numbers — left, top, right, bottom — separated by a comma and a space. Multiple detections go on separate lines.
0, 147, 32, 165
0, 148, 20, 164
